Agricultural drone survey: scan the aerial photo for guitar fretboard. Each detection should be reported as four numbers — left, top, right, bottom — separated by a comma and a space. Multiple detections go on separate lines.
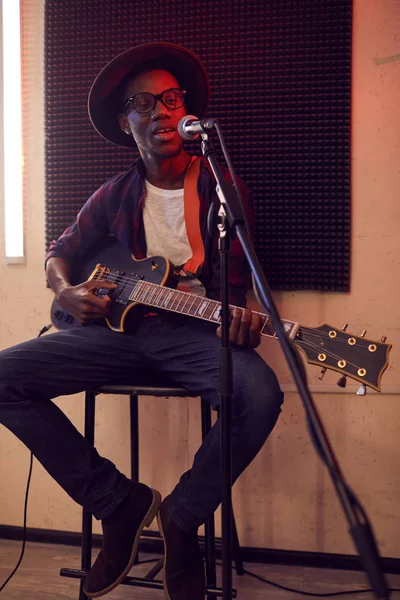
129, 280, 299, 340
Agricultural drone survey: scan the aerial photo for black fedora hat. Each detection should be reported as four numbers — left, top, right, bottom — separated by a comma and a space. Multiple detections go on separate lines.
88, 42, 209, 148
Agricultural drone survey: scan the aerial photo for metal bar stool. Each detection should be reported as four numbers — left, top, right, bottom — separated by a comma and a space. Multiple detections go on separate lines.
60, 375, 244, 599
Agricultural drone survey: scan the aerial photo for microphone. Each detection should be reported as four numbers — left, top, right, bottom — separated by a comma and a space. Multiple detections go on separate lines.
177, 115, 217, 140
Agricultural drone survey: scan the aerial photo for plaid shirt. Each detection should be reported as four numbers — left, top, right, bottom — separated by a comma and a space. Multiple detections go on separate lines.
46, 157, 253, 307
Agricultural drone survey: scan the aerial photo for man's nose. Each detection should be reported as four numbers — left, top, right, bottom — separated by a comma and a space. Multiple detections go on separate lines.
152, 98, 170, 119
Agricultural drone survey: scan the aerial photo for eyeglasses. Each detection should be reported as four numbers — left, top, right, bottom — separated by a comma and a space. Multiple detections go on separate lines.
123, 88, 187, 115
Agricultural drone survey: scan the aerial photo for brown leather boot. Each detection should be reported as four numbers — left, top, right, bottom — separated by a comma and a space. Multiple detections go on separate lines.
83, 482, 161, 598
157, 497, 206, 600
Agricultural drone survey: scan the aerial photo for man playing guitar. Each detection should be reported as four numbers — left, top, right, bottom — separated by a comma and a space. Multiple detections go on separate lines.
0, 42, 283, 599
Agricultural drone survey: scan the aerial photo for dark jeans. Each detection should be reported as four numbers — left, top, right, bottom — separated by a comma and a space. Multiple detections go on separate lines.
0, 313, 283, 531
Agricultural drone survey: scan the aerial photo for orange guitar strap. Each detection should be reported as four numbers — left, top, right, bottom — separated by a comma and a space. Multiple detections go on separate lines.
182, 156, 205, 275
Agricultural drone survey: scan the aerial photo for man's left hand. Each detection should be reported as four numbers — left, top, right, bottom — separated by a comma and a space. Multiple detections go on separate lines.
216, 307, 262, 348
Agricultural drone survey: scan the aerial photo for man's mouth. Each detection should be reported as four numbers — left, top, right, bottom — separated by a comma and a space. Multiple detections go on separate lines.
152, 126, 176, 141
154, 127, 175, 134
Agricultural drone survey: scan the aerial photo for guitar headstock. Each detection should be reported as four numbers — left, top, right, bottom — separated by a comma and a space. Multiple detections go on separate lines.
293, 323, 391, 391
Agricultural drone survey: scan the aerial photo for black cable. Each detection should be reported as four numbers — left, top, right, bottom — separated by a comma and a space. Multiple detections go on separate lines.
37, 323, 53, 337
132, 557, 400, 598
226, 564, 400, 598
0, 323, 53, 593
0, 448, 33, 593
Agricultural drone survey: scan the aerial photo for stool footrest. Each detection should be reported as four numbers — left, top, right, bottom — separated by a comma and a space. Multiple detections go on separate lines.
59, 567, 237, 597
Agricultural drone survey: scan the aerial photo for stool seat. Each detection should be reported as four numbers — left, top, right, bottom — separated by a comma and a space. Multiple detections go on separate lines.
92, 381, 197, 397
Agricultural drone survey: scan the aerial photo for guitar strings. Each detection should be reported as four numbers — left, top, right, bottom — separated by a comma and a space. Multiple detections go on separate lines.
291, 329, 369, 346
83, 271, 371, 379
93, 273, 372, 350
108, 275, 343, 345
96, 271, 324, 334
138, 280, 364, 370
252, 310, 374, 345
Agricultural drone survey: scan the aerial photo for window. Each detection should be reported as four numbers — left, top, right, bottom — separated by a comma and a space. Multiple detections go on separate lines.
2, 0, 24, 262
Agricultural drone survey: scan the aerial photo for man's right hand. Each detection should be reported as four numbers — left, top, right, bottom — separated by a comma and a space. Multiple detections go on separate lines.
56, 280, 118, 325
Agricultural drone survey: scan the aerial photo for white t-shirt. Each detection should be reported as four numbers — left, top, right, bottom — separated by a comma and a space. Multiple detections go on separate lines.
143, 179, 205, 296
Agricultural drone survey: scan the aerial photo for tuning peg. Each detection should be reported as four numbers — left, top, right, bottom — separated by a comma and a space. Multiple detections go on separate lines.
381, 336, 387, 343
337, 375, 347, 388
357, 384, 367, 396
342, 323, 348, 331
361, 330, 367, 338
318, 367, 327, 381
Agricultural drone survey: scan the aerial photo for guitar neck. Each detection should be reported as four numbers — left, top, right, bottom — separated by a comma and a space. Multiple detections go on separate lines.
129, 280, 299, 340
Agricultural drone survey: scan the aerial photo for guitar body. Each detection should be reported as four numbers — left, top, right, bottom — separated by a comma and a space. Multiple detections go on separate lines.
50, 237, 171, 332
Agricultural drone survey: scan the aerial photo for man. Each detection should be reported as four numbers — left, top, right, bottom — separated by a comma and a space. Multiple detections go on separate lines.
0, 43, 283, 599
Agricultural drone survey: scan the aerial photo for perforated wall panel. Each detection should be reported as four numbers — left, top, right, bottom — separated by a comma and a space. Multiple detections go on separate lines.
45, 0, 351, 291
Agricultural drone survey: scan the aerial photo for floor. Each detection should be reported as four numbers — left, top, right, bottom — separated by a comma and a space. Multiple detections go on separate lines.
0, 540, 400, 599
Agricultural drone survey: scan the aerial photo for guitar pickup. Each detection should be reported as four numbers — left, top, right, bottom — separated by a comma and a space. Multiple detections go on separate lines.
116, 271, 137, 305
106, 271, 123, 285
116, 271, 143, 304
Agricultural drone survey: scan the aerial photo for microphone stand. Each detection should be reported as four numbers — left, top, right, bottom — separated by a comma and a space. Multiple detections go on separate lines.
200, 130, 390, 600
202, 132, 236, 600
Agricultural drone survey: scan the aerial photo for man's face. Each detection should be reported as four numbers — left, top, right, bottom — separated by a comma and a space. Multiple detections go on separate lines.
119, 69, 187, 159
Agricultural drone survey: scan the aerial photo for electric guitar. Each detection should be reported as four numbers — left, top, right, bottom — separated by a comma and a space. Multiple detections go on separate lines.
50, 237, 391, 392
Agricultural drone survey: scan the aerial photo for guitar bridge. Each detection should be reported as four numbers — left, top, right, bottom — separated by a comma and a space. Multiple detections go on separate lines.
91, 264, 110, 285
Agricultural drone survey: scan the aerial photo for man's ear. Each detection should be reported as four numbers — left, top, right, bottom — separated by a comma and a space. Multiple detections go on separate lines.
118, 113, 131, 135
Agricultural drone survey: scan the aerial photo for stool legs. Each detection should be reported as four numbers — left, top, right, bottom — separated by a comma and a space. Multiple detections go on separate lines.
79, 391, 96, 600
201, 398, 218, 600
129, 394, 140, 566
129, 394, 139, 481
